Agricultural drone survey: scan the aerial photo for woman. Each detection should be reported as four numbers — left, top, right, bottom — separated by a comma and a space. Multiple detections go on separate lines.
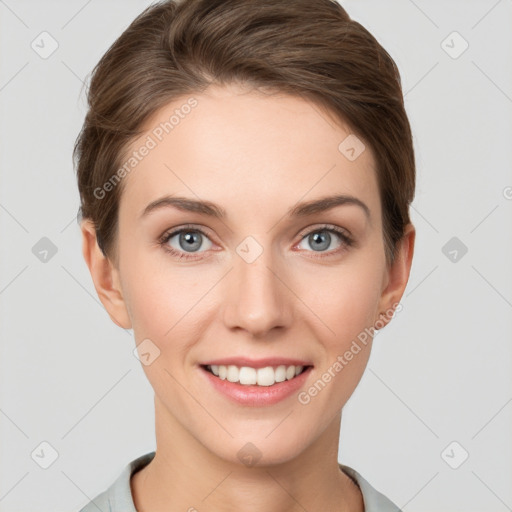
75, 0, 415, 510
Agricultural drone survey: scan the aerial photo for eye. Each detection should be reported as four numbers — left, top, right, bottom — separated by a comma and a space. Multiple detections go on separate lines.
295, 225, 353, 257
158, 223, 354, 261
159, 225, 213, 260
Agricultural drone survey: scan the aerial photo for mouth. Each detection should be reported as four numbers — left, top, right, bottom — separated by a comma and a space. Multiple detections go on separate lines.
200, 363, 313, 387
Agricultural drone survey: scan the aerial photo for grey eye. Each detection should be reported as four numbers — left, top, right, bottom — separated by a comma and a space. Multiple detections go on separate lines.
297, 229, 344, 253
167, 230, 212, 253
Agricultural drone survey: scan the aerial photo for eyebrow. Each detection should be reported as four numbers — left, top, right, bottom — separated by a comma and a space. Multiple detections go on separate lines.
140, 194, 371, 222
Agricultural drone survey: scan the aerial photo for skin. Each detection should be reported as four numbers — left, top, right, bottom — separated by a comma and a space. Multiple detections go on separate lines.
81, 83, 415, 512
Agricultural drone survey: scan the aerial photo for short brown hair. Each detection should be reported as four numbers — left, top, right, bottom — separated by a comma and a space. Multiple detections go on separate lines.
74, 0, 415, 266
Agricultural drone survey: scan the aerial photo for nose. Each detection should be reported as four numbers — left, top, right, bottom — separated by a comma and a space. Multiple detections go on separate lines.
222, 246, 294, 338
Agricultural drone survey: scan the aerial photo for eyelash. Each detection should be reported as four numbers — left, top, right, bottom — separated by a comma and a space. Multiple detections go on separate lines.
158, 223, 354, 261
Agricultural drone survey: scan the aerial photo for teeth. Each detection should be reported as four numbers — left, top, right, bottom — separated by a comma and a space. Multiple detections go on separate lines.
207, 364, 305, 386
239, 366, 257, 385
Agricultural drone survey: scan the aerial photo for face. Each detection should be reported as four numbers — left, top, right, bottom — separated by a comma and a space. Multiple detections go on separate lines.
85, 83, 412, 466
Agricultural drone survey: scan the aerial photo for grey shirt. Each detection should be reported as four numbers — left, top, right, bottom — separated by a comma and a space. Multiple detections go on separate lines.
78, 451, 401, 512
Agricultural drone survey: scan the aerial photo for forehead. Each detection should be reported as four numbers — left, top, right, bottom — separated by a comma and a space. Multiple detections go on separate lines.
118, 84, 380, 225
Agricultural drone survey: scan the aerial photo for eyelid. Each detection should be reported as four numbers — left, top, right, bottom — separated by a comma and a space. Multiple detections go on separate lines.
296, 222, 352, 240
159, 223, 216, 243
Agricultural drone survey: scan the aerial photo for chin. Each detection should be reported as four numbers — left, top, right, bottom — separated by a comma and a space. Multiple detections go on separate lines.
204, 427, 313, 468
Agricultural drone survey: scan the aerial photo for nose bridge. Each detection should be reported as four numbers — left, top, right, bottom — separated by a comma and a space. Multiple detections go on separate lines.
223, 238, 292, 336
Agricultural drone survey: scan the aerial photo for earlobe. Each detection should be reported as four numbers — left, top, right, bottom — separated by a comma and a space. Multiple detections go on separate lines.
80, 219, 132, 329
375, 223, 416, 330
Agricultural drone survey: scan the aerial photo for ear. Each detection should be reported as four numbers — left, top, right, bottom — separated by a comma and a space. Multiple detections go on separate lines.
80, 219, 132, 329
375, 223, 415, 329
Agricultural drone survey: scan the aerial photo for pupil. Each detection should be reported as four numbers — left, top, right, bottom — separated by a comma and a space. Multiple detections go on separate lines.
181, 231, 201, 252
310, 231, 330, 251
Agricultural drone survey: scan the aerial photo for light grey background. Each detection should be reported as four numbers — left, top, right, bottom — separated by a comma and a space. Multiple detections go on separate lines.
0, 1, 511, 511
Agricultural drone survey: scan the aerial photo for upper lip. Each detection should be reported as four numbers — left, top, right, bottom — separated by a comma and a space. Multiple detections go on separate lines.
200, 357, 313, 369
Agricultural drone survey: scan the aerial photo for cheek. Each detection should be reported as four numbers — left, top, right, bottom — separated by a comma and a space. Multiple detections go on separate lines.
119, 239, 190, 333
123, 273, 170, 336
295, 262, 382, 414
298, 257, 383, 344
121, 248, 218, 365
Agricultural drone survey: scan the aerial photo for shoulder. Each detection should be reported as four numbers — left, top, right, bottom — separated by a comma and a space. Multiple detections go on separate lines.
339, 464, 402, 512
77, 452, 156, 512
77, 487, 111, 512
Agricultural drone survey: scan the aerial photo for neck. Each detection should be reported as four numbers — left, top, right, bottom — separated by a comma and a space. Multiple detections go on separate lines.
131, 396, 363, 512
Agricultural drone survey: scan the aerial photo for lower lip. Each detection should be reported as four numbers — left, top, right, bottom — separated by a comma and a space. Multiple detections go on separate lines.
200, 366, 313, 406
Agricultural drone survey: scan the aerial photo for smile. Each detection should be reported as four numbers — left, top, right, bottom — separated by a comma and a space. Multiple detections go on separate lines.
203, 364, 310, 387
200, 363, 314, 406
